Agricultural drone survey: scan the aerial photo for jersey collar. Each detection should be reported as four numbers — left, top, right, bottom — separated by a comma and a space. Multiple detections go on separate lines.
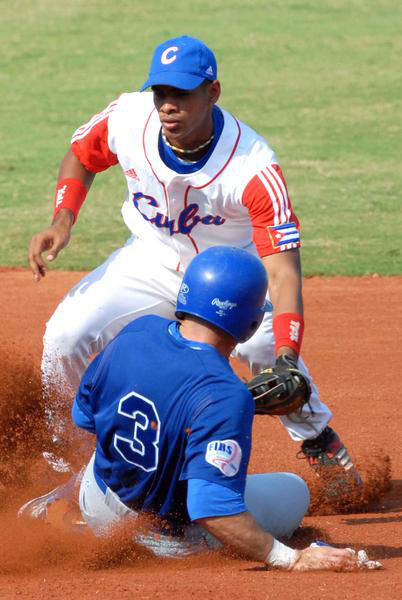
142, 103, 241, 188
168, 321, 217, 353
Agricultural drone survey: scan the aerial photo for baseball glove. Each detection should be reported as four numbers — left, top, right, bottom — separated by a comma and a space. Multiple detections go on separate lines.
247, 355, 311, 416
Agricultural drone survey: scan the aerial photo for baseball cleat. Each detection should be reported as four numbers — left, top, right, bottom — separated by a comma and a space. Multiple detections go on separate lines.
299, 426, 362, 485
18, 473, 79, 519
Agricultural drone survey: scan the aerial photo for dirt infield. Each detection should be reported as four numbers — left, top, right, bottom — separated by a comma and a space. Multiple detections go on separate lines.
1, 269, 401, 599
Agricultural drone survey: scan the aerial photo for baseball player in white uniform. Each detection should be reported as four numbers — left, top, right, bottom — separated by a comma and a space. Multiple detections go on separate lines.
28, 36, 359, 481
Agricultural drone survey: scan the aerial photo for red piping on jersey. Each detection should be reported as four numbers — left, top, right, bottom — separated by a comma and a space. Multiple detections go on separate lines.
183, 188, 199, 254
183, 117, 242, 254
143, 109, 241, 259
192, 118, 241, 191
184, 221, 199, 254
142, 109, 169, 215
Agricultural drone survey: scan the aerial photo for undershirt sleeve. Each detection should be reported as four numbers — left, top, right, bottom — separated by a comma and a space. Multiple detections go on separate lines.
187, 478, 246, 520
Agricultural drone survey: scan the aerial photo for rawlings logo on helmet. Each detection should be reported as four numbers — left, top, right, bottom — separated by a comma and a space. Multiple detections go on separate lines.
211, 298, 237, 317
178, 283, 190, 305
211, 298, 237, 310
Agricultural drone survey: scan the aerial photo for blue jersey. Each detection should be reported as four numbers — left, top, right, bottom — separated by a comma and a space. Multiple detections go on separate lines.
73, 316, 254, 530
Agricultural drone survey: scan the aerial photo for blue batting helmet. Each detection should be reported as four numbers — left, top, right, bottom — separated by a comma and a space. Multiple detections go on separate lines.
175, 246, 270, 343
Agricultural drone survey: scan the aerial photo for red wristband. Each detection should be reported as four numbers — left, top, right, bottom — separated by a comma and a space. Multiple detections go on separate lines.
53, 178, 88, 224
273, 313, 304, 355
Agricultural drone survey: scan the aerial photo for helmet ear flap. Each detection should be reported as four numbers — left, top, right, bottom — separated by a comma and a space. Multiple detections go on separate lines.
240, 299, 273, 342
175, 246, 269, 342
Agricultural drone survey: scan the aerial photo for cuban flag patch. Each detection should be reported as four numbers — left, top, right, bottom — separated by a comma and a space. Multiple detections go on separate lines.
205, 439, 242, 477
267, 222, 300, 249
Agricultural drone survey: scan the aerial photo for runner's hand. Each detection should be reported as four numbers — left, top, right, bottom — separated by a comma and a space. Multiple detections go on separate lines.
291, 545, 358, 571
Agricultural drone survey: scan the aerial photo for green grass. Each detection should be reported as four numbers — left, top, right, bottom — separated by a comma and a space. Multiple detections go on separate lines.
1, 0, 401, 274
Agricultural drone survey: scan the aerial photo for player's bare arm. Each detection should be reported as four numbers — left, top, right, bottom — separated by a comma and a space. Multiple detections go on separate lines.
58, 148, 96, 188
197, 512, 274, 562
262, 248, 303, 320
197, 512, 358, 571
28, 150, 95, 281
262, 249, 303, 360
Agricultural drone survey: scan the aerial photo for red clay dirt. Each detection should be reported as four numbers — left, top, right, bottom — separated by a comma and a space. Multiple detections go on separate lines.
0, 269, 401, 599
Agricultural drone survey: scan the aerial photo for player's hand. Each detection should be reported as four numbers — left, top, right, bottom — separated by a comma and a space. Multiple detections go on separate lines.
28, 210, 73, 281
290, 545, 358, 572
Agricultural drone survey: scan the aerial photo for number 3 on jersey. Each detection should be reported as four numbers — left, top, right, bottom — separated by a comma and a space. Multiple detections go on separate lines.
114, 392, 160, 472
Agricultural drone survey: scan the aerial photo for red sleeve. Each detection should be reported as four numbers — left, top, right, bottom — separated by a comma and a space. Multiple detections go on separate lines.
242, 163, 301, 257
70, 100, 119, 173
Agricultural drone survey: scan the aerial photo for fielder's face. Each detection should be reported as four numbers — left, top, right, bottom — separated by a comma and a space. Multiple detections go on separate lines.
152, 80, 221, 150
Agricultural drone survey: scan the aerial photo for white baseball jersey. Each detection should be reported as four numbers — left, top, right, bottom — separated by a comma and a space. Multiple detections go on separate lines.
71, 92, 301, 272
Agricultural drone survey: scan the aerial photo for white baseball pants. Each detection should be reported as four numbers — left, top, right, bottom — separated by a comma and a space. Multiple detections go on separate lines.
79, 454, 310, 557
42, 236, 331, 441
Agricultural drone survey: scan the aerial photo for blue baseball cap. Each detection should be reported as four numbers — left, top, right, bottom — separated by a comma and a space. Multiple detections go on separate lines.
140, 36, 217, 91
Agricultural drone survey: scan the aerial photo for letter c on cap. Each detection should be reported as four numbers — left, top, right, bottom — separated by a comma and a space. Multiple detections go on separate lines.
161, 46, 179, 65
